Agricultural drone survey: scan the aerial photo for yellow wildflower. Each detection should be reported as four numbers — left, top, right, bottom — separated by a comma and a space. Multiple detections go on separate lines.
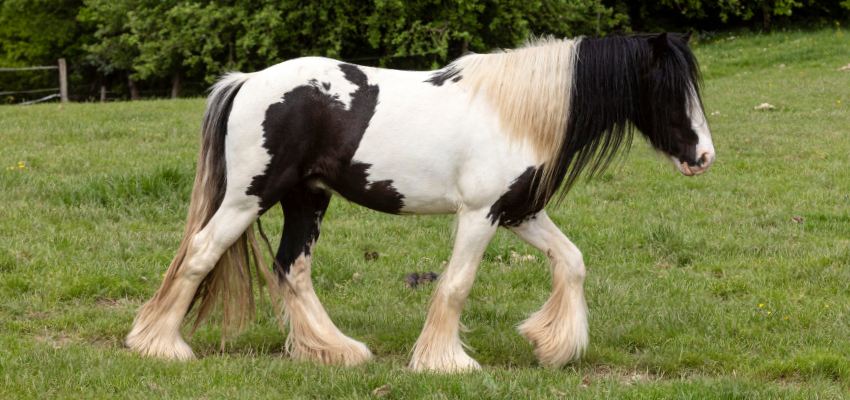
767, 311, 771, 315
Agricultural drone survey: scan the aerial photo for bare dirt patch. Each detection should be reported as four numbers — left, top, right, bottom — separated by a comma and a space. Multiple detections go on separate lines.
34, 332, 76, 349
26, 312, 49, 320
583, 365, 664, 386
95, 297, 126, 309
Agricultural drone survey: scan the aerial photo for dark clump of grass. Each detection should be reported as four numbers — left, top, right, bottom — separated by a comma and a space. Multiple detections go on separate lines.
1, 274, 31, 296
59, 274, 142, 301
0, 249, 17, 272
760, 352, 850, 382
53, 165, 193, 207
646, 223, 697, 267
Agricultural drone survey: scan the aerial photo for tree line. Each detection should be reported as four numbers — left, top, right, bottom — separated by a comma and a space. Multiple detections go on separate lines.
1, 0, 847, 102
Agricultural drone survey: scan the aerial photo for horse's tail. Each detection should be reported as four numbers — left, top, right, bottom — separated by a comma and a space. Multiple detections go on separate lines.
140, 72, 285, 344
185, 72, 250, 247
187, 72, 287, 338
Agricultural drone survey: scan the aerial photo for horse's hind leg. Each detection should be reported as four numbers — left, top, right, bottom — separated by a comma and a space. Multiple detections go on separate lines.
275, 185, 372, 366
508, 210, 588, 367
409, 207, 498, 372
126, 194, 261, 360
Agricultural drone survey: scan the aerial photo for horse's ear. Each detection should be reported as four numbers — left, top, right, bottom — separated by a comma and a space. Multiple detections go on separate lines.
652, 32, 669, 61
681, 28, 694, 45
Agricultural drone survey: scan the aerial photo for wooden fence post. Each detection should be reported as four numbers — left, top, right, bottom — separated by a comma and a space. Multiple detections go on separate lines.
171, 69, 182, 99
58, 58, 68, 103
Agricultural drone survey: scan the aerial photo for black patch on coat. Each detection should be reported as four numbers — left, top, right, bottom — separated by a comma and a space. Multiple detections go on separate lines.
425, 66, 462, 86
322, 82, 331, 91
487, 166, 547, 227
274, 184, 331, 276
246, 63, 404, 214
543, 32, 704, 203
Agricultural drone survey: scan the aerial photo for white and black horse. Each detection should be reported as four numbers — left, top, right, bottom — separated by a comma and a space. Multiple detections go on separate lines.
127, 32, 715, 372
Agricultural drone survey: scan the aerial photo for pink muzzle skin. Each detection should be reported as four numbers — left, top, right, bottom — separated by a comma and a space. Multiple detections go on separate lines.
677, 150, 715, 176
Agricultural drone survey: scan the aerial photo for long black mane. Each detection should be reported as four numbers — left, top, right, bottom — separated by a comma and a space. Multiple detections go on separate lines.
544, 32, 703, 203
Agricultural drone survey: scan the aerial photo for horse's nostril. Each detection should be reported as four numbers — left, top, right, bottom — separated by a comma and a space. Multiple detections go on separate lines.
698, 152, 712, 167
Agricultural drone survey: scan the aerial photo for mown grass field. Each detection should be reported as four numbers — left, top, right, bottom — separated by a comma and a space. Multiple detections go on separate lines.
1, 28, 848, 399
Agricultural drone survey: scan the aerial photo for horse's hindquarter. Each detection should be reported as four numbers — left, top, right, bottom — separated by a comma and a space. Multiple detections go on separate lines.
231, 57, 538, 216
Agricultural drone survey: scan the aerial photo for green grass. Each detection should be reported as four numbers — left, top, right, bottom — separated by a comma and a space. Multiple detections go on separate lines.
1, 28, 849, 399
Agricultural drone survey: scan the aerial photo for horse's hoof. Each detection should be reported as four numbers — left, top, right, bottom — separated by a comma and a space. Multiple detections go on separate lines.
126, 331, 195, 361
289, 335, 372, 366
409, 350, 481, 373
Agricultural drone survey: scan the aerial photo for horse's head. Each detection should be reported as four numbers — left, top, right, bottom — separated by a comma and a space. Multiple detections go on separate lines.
637, 32, 715, 176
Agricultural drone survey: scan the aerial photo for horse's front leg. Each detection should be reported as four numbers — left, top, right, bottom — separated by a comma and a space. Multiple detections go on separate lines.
508, 210, 588, 367
409, 208, 498, 372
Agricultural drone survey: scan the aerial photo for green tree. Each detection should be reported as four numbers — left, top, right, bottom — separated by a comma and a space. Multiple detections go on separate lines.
82, 0, 631, 95
634, 0, 849, 29
78, 0, 146, 98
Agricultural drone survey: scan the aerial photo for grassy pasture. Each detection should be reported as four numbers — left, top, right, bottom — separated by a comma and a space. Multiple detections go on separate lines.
0, 28, 848, 398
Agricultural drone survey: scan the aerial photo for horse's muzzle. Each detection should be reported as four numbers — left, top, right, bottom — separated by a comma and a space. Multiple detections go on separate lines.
677, 150, 715, 176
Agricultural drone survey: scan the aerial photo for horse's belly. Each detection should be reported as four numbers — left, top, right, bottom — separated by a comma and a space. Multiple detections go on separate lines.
338, 90, 484, 213
320, 157, 461, 215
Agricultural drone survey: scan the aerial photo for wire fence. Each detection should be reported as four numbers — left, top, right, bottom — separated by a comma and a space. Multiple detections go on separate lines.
67, 80, 211, 103
0, 59, 67, 105
0, 66, 58, 72
0, 87, 60, 96
2, 49, 464, 105
19, 93, 61, 105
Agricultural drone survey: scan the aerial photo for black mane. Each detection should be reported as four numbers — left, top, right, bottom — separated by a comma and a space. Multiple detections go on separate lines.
544, 32, 703, 203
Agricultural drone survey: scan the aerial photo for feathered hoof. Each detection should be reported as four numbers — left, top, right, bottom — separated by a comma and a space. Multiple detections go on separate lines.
126, 329, 195, 361
409, 347, 481, 373
518, 309, 588, 368
289, 334, 372, 366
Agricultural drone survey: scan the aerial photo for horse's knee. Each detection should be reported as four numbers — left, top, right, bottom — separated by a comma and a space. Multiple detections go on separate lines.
566, 250, 586, 280
550, 242, 586, 281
